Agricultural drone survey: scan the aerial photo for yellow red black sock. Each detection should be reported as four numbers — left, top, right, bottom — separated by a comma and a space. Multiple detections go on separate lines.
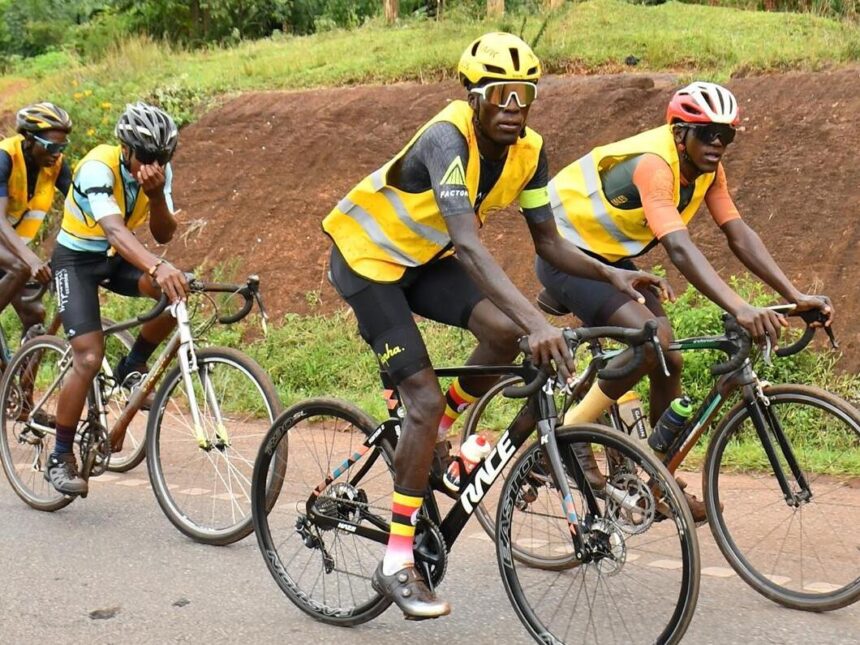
437, 378, 481, 441
382, 487, 423, 575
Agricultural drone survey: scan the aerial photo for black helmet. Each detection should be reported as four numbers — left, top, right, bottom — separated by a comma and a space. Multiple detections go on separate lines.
115, 102, 178, 164
16, 102, 73, 134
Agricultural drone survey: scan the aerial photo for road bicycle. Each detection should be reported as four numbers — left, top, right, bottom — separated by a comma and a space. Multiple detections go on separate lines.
251, 322, 701, 644
464, 293, 860, 612
0, 275, 285, 546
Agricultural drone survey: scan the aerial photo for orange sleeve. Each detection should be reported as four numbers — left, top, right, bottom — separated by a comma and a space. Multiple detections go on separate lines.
704, 164, 741, 227
631, 154, 687, 239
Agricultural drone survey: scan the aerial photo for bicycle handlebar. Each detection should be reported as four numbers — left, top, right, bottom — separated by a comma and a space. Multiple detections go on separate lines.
774, 309, 838, 357
503, 321, 660, 399
20, 280, 49, 303
710, 316, 752, 375
189, 275, 263, 325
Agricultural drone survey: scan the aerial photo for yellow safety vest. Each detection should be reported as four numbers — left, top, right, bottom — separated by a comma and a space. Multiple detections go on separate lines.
549, 124, 715, 263
0, 135, 63, 243
61, 144, 150, 244
322, 100, 543, 282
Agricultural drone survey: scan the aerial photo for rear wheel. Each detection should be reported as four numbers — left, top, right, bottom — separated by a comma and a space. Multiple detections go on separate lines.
0, 335, 74, 511
252, 398, 394, 626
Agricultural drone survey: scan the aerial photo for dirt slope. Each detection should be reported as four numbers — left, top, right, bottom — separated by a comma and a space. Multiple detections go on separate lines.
162, 68, 860, 366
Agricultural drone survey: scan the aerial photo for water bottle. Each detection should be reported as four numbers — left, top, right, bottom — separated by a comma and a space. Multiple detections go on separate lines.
648, 396, 693, 457
617, 390, 650, 449
444, 434, 492, 492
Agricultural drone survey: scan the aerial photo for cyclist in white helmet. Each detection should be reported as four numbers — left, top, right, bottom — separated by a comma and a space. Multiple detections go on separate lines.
537, 81, 833, 522
46, 102, 189, 496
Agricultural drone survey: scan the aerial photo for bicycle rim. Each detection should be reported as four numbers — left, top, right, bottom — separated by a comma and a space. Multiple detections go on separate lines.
147, 347, 281, 545
705, 384, 860, 611
252, 398, 393, 627
0, 336, 73, 511
497, 424, 699, 645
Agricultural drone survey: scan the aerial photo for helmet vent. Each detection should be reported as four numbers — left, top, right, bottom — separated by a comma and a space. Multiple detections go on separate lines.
509, 48, 520, 71
482, 64, 506, 75
527, 66, 538, 76
471, 41, 481, 56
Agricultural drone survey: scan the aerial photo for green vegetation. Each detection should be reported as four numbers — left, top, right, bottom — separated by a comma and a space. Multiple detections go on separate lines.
3, 0, 860, 159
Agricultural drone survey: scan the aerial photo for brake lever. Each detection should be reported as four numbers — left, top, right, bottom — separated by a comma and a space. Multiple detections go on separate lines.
252, 290, 269, 336
762, 335, 773, 366
652, 336, 670, 378
824, 326, 839, 350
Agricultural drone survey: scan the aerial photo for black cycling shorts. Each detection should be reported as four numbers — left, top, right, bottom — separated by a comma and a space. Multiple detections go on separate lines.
535, 254, 664, 326
329, 245, 486, 384
52, 245, 144, 339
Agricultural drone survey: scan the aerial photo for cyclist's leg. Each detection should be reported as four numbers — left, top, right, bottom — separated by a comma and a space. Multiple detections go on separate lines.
329, 247, 450, 618
10, 287, 46, 340
407, 256, 520, 450
48, 247, 113, 495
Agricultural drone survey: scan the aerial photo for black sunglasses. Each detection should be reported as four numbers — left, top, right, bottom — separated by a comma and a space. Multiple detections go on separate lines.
134, 148, 172, 166
688, 123, 736, 146
32, 134, 69, 155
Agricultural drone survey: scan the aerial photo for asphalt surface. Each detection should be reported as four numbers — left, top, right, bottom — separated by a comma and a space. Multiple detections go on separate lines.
1, 470, 857, 645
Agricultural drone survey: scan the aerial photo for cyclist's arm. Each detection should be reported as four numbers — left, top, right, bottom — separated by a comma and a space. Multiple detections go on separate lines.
527, 150, 670, 303
637, 157, 784, 338
138, 162, 177, 244
710, 166, 829, 318
0, 150, 43, 269
55, 159, 72, 197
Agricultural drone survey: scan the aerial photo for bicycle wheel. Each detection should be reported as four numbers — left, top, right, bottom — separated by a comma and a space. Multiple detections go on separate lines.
146, 347, 282, 545
497, 423, 699, 645
462, 375, 582, 570
0, 335, 74, 511
705, 383, 860, 611
252, 398, 395, 627
100, 319, 146, 473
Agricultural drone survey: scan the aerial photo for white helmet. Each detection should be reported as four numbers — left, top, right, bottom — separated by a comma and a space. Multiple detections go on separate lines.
666, 81, 740, 126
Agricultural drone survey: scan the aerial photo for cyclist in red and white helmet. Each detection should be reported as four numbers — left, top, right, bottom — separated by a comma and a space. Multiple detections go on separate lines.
537, 81, 833, 523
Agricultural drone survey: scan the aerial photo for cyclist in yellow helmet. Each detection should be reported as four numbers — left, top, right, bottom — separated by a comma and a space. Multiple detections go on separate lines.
323, 32, 670, 619
0, 103, 73, 339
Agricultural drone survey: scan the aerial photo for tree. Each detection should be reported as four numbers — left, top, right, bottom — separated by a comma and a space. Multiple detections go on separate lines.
384, 0, 399, 22
487, 0, 504, 17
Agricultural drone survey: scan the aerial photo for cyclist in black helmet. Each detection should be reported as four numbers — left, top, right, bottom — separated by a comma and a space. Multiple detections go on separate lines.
0, 103, 73, 340
46, 102, 189, 496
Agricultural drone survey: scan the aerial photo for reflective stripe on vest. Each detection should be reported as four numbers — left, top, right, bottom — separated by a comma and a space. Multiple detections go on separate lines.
0, 135, 62, 243
550, 125, 715, 263
322, 100, 542, 282
61, 145, 150, 242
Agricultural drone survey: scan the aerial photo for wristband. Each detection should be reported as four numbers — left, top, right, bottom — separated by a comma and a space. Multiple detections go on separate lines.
148, 259, 166, 278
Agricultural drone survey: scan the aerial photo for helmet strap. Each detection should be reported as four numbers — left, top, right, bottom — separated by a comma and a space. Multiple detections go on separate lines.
675, 125, 705, 180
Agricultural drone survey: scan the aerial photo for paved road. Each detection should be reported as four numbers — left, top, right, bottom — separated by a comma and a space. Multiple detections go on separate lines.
1, 471, 857, 645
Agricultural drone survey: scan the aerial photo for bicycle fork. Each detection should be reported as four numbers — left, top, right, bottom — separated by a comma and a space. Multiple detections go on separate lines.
745, 385, 812, 507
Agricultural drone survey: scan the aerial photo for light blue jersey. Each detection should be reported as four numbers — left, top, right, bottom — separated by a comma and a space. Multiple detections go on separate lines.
58, 159, 173, 253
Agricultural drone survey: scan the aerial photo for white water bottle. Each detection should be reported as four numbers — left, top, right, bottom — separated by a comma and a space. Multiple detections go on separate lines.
444, 434, 492, 492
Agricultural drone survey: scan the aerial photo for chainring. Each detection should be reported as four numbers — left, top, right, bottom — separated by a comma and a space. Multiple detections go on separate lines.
413, 515, 448, 588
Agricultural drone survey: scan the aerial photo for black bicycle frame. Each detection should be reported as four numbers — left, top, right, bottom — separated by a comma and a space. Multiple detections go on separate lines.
306, 363, 599, 559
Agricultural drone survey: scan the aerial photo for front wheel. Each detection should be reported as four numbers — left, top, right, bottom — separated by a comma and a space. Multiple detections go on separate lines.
497, 423, 700, 645
705, 384, 860, 611
146, 347, 282, 545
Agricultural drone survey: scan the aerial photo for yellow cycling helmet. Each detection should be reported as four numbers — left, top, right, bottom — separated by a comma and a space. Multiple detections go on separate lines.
16, 102, 73, 134
458, 32, 541, 87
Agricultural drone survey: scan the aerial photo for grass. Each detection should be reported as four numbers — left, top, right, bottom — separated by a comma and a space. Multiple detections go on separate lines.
2, 0, 859, 158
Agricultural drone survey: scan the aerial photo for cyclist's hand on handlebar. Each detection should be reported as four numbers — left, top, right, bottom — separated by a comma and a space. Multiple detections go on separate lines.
734, 304, 787, 345
609, 268, 675, 305
153, 261, 189, 303
792, 293, 833, 327
527, 323, 574, 382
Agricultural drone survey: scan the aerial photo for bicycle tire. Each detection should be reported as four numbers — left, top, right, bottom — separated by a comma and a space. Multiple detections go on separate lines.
704, 383, 860, 611
146, 346, 283, 545
0, 335, 74, 511
252, 397, 395, 627
99, 318, 146, 473
497, 423, 700, 645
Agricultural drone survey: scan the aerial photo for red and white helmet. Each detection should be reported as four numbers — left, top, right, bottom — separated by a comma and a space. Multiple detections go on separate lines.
666, 82, 739, 126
